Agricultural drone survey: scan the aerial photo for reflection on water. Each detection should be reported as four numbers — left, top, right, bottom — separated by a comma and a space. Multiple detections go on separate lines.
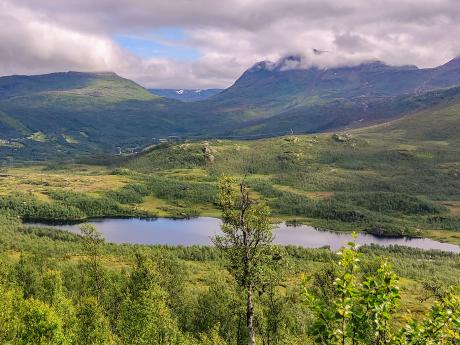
26, 217, 460, 253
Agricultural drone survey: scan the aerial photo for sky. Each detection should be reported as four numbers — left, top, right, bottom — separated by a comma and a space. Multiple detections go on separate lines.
1, 0, 460, 88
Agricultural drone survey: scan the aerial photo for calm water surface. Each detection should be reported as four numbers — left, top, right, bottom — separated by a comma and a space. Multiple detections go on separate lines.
27, 217, 460, 253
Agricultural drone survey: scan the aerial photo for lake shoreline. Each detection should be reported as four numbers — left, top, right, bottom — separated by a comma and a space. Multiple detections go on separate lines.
23, 215, 419, 239
25, 217, 460, 253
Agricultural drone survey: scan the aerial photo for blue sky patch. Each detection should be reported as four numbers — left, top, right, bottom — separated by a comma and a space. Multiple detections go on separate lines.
115, 27, 200, 60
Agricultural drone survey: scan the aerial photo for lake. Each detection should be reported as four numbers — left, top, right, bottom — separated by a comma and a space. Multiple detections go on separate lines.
26, 217, 460, 253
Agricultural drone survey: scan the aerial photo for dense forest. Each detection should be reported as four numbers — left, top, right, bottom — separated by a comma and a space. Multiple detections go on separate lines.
0, 178, 459, 344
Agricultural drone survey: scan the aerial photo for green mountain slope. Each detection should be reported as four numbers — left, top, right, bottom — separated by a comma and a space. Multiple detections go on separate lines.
0, 72, 196, 160
194, 56, 460, 135
224, 85, 460, 137
124, 97, 460, 235
0, 71, 155, 101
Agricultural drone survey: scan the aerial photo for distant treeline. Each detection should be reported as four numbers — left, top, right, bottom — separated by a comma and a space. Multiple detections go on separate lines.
0, 176, 458, 236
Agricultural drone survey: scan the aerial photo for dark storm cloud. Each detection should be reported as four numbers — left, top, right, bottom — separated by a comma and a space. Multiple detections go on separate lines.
1, 0, 460, 88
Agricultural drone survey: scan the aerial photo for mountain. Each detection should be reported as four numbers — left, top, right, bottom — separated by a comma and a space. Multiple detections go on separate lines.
0, 72, 195, 160
0, 71, 155, 101
1, 56, 460, 160
190, 55, 460, 136
223, 55, 460, 99
207, 55, 460, 113
149, 88, 222, 101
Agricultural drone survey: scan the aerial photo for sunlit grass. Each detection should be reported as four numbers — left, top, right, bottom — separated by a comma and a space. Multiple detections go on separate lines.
0, 165, 131, 196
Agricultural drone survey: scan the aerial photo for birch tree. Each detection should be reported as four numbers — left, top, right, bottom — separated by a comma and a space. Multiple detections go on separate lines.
213, 176, 276, 345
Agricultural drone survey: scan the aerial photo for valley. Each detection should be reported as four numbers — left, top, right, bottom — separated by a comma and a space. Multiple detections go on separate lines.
0, 95, 459, 245
0, 57, 459, 344
148, 88, 223, 101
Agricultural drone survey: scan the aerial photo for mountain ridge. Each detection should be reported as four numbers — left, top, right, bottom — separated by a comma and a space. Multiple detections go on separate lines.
0, 71, 155, 102
0, 55, 460, 160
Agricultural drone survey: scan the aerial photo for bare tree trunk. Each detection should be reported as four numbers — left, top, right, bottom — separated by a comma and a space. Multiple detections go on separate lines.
247, 284, 256, 345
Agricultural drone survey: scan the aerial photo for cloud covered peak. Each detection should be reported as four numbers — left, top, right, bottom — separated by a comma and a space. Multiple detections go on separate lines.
248, 54, 396, 74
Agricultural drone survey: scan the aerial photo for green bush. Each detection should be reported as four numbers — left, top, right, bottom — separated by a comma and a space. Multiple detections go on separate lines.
49, 191, 127, 218
334, 192, 445, 215
147, 177, 217, 205
106, 184, 149, 204
0, 193, 85, 221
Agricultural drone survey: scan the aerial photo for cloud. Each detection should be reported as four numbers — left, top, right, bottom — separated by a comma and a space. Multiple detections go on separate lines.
334, 33, 371, 53
1, 0, 460, 88
0, 1, 133, 75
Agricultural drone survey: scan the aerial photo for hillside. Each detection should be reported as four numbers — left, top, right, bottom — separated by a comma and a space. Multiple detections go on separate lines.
123, 97, 460, 237
0, 72, 193, 160
223, 85, 460, 136
0, 71, 155, 101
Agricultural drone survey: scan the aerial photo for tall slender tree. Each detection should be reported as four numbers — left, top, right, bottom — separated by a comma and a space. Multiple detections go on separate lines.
80, 223, 105, 301
213, 176, 276, 345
